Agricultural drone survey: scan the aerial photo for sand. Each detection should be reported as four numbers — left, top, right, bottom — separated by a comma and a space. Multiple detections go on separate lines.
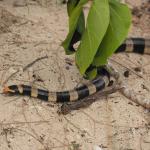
0, 0, 150, 150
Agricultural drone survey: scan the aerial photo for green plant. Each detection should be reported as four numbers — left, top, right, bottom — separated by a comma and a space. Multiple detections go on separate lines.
62, 0, 131, 79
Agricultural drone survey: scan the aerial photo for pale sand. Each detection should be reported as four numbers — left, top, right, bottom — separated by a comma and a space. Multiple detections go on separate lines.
0, 0, 149, 150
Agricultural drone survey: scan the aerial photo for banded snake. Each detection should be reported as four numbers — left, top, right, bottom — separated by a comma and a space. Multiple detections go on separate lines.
3, 38, 150, 108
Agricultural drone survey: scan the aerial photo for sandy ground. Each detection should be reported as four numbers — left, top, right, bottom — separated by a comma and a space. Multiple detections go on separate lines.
0, 0, 150, 150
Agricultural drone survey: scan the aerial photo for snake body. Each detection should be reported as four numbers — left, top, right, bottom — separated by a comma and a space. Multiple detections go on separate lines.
3, 37, 150, 102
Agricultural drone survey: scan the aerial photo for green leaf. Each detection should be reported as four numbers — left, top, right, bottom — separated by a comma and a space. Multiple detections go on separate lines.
86, 68, 97, 80
62, 0, 87, 54
93, 0, 131, 66
67, 0, 79, 16
109, 0, 121, 2
75, 0, 110, 74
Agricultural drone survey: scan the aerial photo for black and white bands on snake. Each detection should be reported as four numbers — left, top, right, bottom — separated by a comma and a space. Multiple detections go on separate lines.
3, 37, 150, 103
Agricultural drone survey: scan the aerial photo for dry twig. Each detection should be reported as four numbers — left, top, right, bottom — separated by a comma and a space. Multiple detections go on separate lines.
2, 55, 48, 86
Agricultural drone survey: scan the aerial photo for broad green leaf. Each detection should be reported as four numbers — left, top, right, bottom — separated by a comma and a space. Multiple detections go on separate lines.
93, 0, 131, 66
76, 0, 110, 74
62, 0, 87, 54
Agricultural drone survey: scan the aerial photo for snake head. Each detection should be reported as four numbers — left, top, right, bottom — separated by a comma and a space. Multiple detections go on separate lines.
3, 85, 18, 95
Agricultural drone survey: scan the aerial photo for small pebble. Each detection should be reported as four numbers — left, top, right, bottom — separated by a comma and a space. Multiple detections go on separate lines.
134, 67, 142, 72
124, 70, 130, 78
